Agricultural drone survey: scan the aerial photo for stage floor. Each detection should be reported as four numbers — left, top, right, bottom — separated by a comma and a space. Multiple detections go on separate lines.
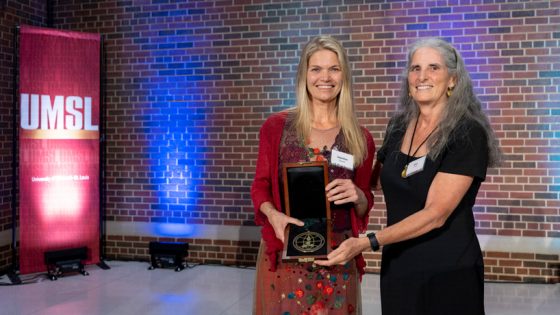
1, 260, 558, 315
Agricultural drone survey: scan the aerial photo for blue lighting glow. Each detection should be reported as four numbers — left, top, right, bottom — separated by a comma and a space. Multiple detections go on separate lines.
156, 292, 196, 304
152, 223, 198, 238
134, 26, 206, 238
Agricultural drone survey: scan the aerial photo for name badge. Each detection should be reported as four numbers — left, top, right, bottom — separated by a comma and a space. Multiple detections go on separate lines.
405, 155, 426, 177
331, 149, 354, 170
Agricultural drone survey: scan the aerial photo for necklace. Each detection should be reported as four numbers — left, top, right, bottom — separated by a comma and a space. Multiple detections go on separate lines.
401, 117, 437, 178
303, 125, 340, 161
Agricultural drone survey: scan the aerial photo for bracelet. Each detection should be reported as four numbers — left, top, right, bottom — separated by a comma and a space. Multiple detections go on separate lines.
366, 232, 380, 252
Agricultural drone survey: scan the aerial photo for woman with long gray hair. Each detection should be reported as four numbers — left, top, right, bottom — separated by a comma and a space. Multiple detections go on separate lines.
316, 37, 501, 315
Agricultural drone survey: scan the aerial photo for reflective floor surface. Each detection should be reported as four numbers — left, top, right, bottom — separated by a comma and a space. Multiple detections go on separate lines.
0, 260, 558, 315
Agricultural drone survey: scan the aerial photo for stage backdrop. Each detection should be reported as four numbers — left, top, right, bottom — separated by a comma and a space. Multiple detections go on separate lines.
18, 25, 101, 274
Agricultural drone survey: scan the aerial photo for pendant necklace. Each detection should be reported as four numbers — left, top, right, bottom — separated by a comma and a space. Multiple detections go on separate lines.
401, 117, 438, 178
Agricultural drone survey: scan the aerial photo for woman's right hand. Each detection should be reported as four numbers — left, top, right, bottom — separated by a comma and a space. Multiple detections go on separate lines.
267, 210, 304, 243
261, 202, 304, 243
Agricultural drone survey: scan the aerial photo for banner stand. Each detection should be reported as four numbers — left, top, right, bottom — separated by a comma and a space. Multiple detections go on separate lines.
15, 24, 104, 276
7, 25, 22, 285
96, 35, 110, 271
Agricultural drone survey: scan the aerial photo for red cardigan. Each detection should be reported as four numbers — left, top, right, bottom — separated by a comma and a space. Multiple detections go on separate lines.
251, 111, 376, 275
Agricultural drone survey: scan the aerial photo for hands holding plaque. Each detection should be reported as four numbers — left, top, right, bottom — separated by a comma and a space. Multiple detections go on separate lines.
281, 161, 331, 261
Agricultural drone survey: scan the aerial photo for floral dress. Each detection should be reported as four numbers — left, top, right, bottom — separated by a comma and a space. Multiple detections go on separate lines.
253, 122, 361, 315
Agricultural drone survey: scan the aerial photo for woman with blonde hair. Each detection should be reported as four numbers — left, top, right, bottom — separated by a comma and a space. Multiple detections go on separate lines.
251, 35, 375, 314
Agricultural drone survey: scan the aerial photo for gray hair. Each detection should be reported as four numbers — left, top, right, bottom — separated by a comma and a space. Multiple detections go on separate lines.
388, 37, 501, 167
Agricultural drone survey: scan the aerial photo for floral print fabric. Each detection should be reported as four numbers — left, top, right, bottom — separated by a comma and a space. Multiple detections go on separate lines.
253, 121, 361, 315
253, 232, 360, 315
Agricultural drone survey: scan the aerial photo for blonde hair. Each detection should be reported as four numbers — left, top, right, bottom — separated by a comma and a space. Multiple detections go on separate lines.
289, 35, 367, 166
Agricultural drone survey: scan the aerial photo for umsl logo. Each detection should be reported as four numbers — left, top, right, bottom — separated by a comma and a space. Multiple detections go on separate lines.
20, 93, 98, 131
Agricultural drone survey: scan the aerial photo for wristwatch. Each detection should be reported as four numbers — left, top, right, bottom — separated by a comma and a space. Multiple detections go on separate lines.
366, 232, 380, 251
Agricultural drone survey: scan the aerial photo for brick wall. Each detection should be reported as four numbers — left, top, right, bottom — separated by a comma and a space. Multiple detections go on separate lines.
364, 249, 560, 283
0, 0, 47, 272
484, 251, 559, 283
105, 235, 260, 266
0, 0, 558, 283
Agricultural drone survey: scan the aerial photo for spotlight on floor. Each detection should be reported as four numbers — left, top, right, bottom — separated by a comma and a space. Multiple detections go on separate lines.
44, 246, 89, 281
148, 241, 189, 272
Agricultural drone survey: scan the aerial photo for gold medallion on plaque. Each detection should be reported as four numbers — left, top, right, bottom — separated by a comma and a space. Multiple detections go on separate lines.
292, 230, 325, 253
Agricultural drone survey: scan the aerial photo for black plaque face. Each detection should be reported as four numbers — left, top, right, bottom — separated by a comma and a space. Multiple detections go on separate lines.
286, 165, 327, 219
281, 161, 331, 261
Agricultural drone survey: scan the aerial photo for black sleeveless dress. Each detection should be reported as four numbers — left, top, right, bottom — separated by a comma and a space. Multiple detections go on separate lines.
377, 118, 488, 315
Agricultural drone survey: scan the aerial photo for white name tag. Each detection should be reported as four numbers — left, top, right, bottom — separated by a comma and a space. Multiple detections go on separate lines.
331, 149, 354, 170
405, 155, 426, 177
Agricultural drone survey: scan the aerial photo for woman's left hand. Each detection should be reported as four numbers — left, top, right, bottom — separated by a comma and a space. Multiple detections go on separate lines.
325, 178, 362, 205
314, 237, 370, 266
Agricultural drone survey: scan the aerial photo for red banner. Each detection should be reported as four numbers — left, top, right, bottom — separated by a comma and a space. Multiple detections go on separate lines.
19, 25, 101, 274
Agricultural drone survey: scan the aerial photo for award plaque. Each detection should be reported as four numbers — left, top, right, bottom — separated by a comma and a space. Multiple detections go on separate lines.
281, 161, 331, 261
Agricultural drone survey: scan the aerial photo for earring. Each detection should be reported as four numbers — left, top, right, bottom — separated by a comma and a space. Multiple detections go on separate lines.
447, 87, 453, 97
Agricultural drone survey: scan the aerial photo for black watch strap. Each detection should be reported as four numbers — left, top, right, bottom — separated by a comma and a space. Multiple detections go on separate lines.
367, 232, 380, 252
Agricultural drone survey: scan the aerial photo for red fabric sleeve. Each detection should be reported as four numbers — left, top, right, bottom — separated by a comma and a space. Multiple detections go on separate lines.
350, 127, 376, 233
350, 127, 376, 277
251, 121, 275, 226
250, 112, 288, 271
